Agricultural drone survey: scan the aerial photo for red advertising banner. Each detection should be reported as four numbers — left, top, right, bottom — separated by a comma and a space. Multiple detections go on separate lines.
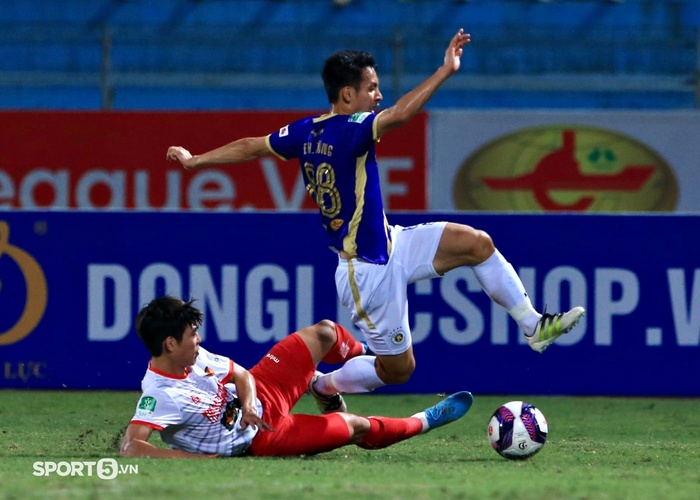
0, 111, 427, 211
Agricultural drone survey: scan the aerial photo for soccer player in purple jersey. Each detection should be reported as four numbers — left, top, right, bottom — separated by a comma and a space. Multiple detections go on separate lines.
167, 29, 584, 401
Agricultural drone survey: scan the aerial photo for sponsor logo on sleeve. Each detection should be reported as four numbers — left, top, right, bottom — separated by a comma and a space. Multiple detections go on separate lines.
138, 396, 157, 413
279, 125, 289, 137
349, 112, 371, 124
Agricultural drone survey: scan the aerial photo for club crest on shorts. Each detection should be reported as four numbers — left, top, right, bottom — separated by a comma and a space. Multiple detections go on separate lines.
390, 328, 406, 345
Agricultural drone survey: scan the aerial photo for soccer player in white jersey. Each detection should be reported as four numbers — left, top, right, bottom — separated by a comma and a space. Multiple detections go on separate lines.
166, 28, 585, 399
120, 296, 473, 458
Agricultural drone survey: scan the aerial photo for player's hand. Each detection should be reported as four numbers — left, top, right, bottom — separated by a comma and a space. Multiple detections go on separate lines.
444, 28, 471, 74
240, 412, 275, 432
166, 146, 195, 169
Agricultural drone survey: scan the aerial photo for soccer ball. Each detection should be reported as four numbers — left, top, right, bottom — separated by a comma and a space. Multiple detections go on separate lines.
487, 401, 548, 460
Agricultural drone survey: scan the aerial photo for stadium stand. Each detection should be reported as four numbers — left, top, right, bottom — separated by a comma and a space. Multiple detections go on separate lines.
0, 0, 697, 110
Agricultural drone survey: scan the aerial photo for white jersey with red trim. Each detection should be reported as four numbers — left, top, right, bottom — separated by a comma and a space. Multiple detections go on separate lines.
130, 346, 263, 457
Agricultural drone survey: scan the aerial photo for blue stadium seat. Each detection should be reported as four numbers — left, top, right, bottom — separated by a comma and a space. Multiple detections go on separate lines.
0, 0, 696, 110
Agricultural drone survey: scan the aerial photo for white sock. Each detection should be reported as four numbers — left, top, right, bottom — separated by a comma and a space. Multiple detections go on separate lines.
472, 249, 540, 334
510, 300, 542, 337
411, 411, 430, 433
314, 356, 385, 394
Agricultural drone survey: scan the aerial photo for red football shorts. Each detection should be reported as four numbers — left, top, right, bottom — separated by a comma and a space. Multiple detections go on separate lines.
248, 333, 351, 456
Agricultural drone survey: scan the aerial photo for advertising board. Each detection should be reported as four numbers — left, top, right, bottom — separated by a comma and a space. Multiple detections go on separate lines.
431, 110, 700, 213
2, 211, 698, 396
0, 111, 427, 211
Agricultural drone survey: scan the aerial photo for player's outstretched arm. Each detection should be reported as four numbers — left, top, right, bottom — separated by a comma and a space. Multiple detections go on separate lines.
232, 365, 275, 432
376, 28, 470, 137
120, 423, 219, 459
166, 135, 270, 171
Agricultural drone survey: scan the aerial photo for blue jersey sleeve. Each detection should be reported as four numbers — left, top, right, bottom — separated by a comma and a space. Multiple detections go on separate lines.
267, 117, 316, 160
346, 111, 379, 154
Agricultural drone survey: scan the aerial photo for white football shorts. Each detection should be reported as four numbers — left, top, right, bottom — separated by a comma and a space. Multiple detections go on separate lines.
335, 222, 447, 355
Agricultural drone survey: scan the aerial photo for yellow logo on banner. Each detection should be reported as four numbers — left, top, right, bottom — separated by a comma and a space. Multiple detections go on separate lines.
453, 125, 678, 212
0, 221, 48, 345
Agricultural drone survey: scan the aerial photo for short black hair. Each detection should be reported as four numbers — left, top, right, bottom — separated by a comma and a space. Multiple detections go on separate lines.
135, 296, 203, 357
322, 50, 376, 104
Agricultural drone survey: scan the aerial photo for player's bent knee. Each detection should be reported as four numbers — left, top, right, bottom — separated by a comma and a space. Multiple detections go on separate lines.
313, 319, 338, 346
296, 319, 337, 351
459, 226, 495, 262
436, 223, 496, 270
375, 356, 416, 385
475, 229, 496, 259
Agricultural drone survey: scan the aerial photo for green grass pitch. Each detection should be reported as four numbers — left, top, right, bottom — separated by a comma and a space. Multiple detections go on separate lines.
1, 390, 699, 499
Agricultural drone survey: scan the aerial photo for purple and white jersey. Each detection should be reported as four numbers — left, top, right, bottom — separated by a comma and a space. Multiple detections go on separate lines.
130, 347, 263, 457
267, 111, 392, 264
